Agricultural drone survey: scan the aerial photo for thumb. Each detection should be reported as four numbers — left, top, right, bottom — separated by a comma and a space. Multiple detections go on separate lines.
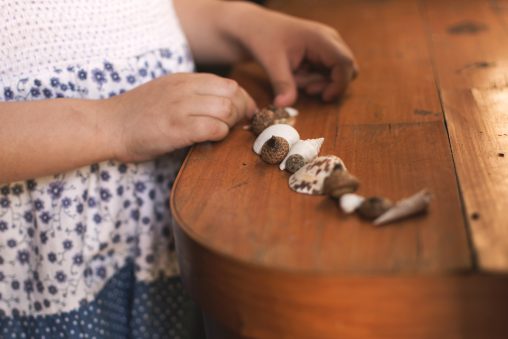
262, 54, 297, 107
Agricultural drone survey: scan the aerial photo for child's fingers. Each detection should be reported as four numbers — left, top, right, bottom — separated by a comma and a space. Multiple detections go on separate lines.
305, 80, 328, 95
315, 35, 357, 101
188, 74, 257, 121
190, 95, 241, 128
324, 31, 359, 76
322, 65, 352, 102
190, 73, 241, 97
239, 86, 258, 119
259, 54, 297, 107
190, 116, 230, 143
295, 71, 327, 89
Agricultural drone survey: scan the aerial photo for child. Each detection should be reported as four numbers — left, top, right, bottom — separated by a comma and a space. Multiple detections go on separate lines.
0, 0, 357, 337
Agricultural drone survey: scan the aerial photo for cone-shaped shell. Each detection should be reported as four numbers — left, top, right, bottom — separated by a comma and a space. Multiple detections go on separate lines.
253, 124, 300, 154
280, 138, 324, 170
288, 155, 346, 195
374, 190, 432, 225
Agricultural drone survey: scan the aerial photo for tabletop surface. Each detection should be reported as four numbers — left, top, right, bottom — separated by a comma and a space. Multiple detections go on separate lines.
172, 0, 508, 275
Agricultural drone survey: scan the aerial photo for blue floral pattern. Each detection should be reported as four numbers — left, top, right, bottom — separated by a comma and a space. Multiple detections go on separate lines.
0, 47, 193, 319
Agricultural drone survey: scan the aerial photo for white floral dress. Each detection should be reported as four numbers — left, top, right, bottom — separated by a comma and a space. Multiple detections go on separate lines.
0, 1, 201, 338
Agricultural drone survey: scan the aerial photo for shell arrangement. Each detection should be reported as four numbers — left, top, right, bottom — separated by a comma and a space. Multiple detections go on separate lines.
248, 106, 432, 226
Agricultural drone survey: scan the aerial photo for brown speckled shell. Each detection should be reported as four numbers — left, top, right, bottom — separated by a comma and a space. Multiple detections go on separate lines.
322, 171, 360, 199
357, 197, 393, 220
260, 136, 290, 164
251, 108, 275, 135
289, 156, 346, 195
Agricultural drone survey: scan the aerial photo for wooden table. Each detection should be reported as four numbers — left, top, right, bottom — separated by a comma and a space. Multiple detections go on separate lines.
171, 0, 508, 338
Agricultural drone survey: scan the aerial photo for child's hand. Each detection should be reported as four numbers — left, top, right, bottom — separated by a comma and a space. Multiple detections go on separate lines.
108, 73, 257, 163
243, 11, 359, 107
175, 1, 358, 107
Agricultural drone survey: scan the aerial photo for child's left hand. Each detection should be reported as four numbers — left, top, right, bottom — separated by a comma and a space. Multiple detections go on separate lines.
233, 5, 359, 107
176, 0, 358, 107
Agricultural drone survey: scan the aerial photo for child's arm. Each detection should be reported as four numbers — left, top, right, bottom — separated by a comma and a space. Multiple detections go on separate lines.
0, 73, 256, 183
174, 0, 358, 107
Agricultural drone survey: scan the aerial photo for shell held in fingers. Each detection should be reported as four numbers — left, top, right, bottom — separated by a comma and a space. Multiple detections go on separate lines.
289, 155, 347, 195
253, 124, 300, 154
280, 138, 324, 171
374, 190, 432, 225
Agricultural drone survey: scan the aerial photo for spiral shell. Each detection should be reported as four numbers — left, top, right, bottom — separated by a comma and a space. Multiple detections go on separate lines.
374, 190, 432, 225
280, 138, 324, 171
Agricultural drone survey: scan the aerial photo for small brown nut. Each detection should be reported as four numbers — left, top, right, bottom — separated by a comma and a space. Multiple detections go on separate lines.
251, 108, 275, 135
322, 171, 360, 199
285, 154, 306, 173
357, 197, 393, 220
273, 107, 290, 120
260, 136, 290, 164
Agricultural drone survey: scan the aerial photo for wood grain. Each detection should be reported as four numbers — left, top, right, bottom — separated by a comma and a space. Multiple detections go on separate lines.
172, 0, 471, 274
169, 0, 508, 337
422, 0, 508, 271
175, 226, 508, 339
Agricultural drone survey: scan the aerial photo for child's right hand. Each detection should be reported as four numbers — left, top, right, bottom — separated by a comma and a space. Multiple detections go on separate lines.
107, 73, 257, 163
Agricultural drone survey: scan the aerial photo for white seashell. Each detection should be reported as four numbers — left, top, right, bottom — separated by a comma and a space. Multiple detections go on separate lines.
288, 155, 347, 195
253, 124, 300, 154
284, 107, 299, 117
280, 138, 324, 170
374, 190, 432, 225
340, 193, 365, 214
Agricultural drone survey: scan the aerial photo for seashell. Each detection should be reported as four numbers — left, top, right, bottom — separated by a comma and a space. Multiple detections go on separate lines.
260, 136, 290, 164
288, 155, 346, 195
284, 107, 299, 117
280, 138, 324, 171
251, 108, 275, 135
339, 193, 365, 214
322, 170, 360, 199
253, 124, 300, 154
285, 154, 306, 173
374, 190, 432, 226
357, 197, 393, 220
